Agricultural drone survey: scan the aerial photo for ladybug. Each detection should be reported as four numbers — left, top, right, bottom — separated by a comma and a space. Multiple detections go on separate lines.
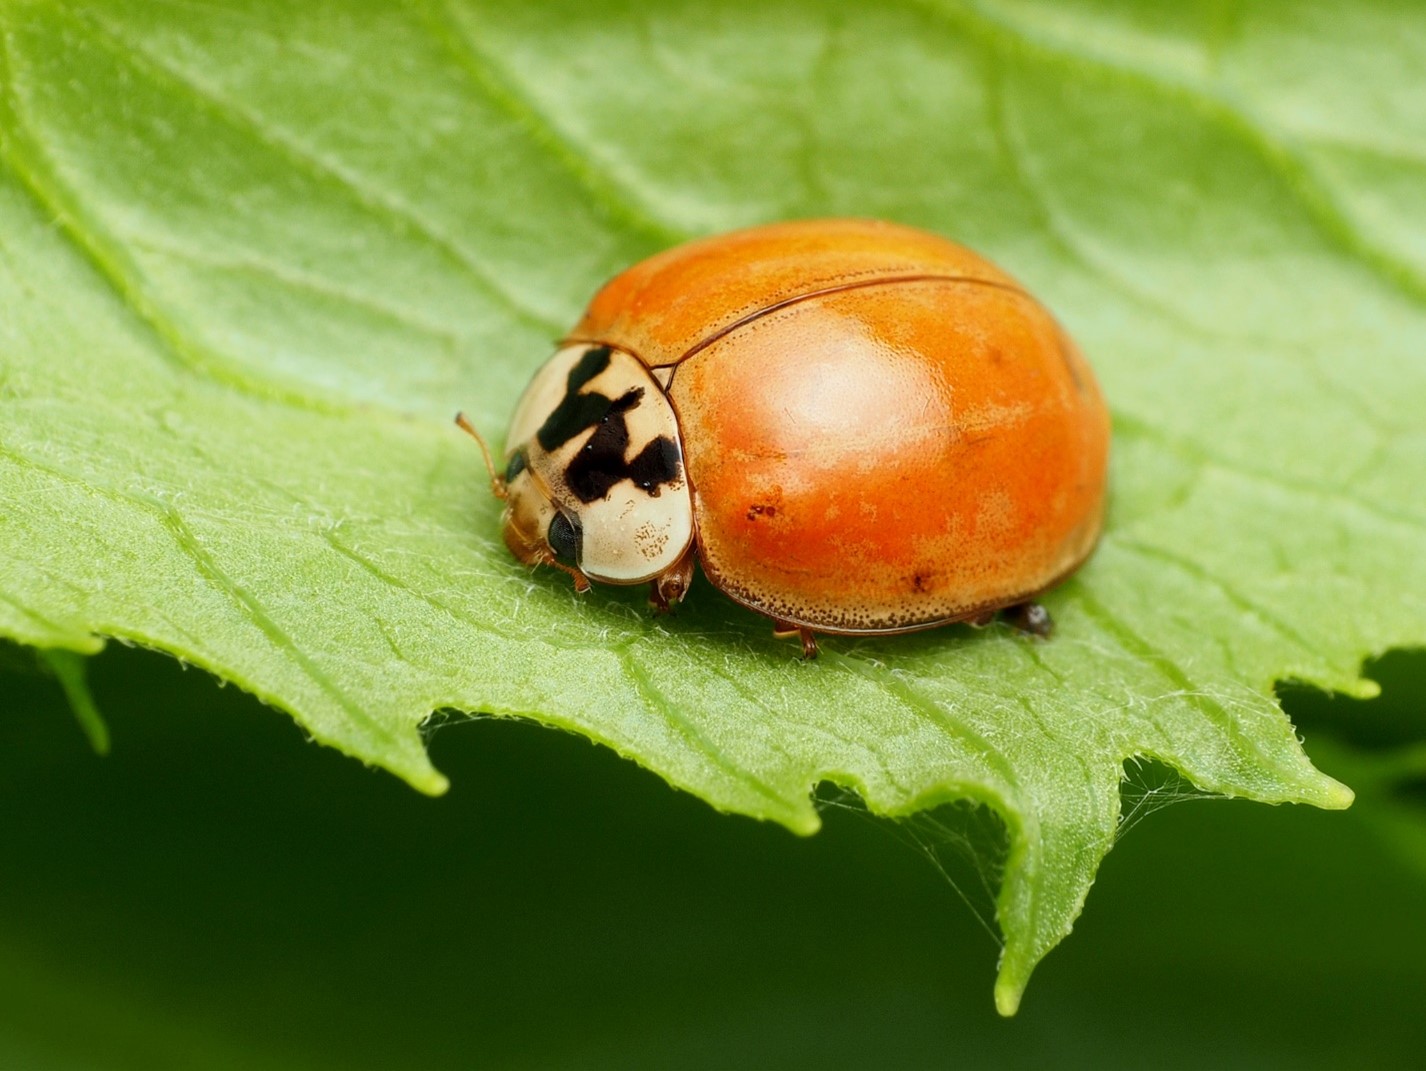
458, 219, 1109, 658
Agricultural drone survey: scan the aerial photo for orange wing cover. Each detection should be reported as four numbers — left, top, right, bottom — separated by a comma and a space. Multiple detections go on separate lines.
572, 219, 1110, 634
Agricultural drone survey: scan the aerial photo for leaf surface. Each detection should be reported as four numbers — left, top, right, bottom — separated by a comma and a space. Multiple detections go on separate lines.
2, 0, 1424, 1010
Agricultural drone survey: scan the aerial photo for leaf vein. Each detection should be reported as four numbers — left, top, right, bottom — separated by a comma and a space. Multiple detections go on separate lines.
1114, 411, 1426, 530
821, 649, 1024, 805
154, 507, 405, 750
1116, 536, 1324, 663
0, 28, 369, 416
912, 0, 1426, 308
979, 53, 1229, 339
129, 234, 467, 347
70, 8, 560, 335
417, 0, 689, 247
1068, 586, 1280, 769
701, 653, 913, 796
320, 530, 543, 651
0, 437, 402, 750
612, 645, 793, 811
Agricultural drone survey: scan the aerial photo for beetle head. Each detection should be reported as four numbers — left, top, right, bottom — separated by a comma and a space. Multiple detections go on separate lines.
461, 343, 695, 592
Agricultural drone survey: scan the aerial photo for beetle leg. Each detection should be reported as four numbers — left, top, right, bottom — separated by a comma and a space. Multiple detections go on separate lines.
1001, 601, 1053, 638
770, 619, 820, 659
543, 556, 591, 593
966, 611, 996, 628
798, 628, 820, 659
648, 548, 696, 615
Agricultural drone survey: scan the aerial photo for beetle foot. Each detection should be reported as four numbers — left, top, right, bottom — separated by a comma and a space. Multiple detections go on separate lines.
966, 611, 996, 629
546, 558, 591, 593
798, 628, 820, 659
648, 553, 695, 615
771, 620, 820, 659
1002, 601, 1053, 638
647, 578, 683, 615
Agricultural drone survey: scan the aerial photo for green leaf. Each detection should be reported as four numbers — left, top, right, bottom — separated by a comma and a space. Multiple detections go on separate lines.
1, 0, 1422, 1012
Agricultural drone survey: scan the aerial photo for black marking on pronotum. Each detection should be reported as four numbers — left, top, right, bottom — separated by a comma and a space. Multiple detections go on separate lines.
563, 387, 681, 504
627, 436, 681, 495
536, 346, 614, 451
547, 511, 581, 565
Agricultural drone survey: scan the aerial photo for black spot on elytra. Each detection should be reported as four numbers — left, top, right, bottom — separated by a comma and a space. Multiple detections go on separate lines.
746, 504, 778, 521
536, 347, 614, 451
911, 572, 931, 593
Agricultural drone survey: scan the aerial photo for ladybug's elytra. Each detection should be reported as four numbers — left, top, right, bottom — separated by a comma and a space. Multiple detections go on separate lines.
459, 219, 1110, 657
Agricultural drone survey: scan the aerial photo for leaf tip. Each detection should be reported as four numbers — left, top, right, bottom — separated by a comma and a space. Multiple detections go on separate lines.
413, 768, 451, 796
993, 978, 1023, 1018
785, 809, 822, 837
1343, 678, 1382, 701
37, 647, 110, 755
1318, 776, 1355, 810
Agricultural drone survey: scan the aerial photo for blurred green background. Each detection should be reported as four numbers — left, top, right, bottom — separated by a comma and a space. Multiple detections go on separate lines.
3, 645, 1423, 1069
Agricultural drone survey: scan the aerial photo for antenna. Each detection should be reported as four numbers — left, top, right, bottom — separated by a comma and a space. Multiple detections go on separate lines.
453, 412, 508, 499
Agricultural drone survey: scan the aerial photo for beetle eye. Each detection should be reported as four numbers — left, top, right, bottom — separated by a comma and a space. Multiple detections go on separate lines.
547, 511, 581, 565
504, 449, 528, 484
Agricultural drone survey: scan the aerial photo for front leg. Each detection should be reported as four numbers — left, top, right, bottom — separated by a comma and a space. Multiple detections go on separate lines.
1001, 601, 1053, 638
771, 619, 820, 659
647, 547, 696, 615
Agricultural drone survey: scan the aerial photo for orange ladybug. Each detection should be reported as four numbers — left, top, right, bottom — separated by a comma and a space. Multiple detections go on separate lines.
459, 219, 1109, 657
